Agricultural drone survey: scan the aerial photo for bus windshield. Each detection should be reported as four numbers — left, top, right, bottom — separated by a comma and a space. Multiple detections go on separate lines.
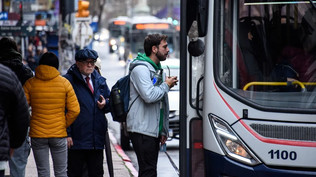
110, 29, 123, 38
130, 31, 175, 55
126, 16, 178, 59
108, 17, 131, 39
217, 0, 316, 110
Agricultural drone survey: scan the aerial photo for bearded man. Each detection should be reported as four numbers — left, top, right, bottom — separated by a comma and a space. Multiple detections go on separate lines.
126, 33, 178, 177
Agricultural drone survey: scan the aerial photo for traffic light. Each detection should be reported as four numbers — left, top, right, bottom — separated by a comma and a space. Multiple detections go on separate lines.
19, 2, 23, 21
76, 0, 90, 17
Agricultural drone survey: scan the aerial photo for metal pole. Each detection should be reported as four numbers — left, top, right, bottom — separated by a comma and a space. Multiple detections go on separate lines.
21, 37, 25, 59
179, 0, 187, 176
58, 0, 75, 74
80, 22, 84, 49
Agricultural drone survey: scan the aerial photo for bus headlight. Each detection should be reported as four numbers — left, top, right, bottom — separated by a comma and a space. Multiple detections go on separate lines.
120, 36, 125, 43
209, 114, 261, 166
111, 45, 118, 51
94, 34, 100, 40
119, 46, 125, 55
110, 39, 116, 45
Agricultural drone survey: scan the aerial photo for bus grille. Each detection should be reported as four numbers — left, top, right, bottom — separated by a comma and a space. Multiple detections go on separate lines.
250, 124, 316, 142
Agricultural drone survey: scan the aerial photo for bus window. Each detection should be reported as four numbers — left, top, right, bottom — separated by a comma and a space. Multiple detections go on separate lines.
110, 29, 122, 38
216, 0, 316, 110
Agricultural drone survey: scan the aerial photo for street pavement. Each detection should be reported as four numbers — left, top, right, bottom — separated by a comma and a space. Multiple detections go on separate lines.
4, 131, 137, 177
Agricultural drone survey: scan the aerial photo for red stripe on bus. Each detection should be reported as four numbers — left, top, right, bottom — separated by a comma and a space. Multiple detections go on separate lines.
213, 81, 316, 147
214, 82, 240, 120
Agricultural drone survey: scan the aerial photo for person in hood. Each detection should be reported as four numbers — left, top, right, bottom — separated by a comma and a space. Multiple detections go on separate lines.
63, 48, 111, 177
0, 37, 33, 177
0, 37, 33, 84
0, 63, 30, 177
23, 52, 80, 177
127, 33, 178, 177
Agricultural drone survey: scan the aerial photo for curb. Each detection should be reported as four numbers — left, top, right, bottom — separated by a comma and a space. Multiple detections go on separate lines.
108, 131, 138, 177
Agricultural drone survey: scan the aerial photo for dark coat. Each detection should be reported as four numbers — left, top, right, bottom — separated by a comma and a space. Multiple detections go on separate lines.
0, 64, 30, 161
63, 64, 111, 149
0, 58, 33, 85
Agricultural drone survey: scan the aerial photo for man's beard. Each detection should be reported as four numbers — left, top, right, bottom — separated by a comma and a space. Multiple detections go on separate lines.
156, 51, 167, 61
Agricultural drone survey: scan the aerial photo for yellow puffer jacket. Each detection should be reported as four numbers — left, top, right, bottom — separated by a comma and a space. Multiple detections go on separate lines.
23, 65, 80, 138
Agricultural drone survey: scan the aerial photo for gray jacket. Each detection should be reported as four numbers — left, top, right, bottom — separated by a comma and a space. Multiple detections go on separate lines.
126, 60, 170, 138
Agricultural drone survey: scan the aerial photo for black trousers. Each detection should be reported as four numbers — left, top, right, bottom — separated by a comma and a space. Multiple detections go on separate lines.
129, 132, 160, 177
68, 149, 104, 177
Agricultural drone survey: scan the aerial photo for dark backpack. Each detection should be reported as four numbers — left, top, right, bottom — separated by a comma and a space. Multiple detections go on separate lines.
109, 63, 148, 122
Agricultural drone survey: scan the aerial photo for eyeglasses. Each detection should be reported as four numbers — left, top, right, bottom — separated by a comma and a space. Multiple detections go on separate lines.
80, 60, 96, 65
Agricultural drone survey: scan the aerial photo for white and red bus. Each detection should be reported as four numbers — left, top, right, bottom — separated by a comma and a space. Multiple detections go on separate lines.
180, 0, 316, 176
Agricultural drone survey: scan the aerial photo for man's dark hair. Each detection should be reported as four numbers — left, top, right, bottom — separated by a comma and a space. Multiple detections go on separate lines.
144, 34, 168, 56
0, 37, 18, 52
39, 52, 59, 70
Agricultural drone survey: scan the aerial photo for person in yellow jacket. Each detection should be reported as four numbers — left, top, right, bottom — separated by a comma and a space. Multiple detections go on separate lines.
23, 52, 80, 177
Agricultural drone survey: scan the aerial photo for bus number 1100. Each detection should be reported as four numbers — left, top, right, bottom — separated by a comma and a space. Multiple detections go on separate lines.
268, 150, 297, 160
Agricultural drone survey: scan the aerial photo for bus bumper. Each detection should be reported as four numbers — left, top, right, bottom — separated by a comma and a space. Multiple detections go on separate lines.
204, 150, 316, 177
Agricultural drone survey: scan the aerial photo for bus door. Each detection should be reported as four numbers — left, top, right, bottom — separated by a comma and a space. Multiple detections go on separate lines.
180, 0, 209, 176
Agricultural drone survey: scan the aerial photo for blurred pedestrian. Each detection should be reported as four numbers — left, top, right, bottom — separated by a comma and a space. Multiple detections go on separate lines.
23, 52, 80, 177
0, 37, 33, 177
63, 49, 111, 177
94, 57, 102, 74
26, 43, 38, 71
0, 63, 30, 177
127, 33, 178, 177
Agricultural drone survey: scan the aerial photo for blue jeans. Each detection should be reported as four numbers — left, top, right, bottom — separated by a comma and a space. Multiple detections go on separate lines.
9, 137, 31, 177
31, 138, 67, 177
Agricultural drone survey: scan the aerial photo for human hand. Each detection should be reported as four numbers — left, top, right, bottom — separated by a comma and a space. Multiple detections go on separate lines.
287, 78, 299, 88
160, 135, 167, 145
67, 137, 73, 149
287, 78, 297, 82
97, 95, 106, 109
165, 76, 178, 89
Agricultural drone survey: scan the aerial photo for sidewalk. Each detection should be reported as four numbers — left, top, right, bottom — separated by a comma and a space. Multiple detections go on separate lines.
4, 131, 137, 177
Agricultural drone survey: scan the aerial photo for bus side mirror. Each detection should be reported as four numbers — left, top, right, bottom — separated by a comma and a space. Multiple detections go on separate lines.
188, 39, 205, 57
188, 21, 205, 57
186, 0, 209, 37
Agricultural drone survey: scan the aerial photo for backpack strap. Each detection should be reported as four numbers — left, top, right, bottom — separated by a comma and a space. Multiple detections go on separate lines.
129, 63, 149, 73
127, 63, 149, 112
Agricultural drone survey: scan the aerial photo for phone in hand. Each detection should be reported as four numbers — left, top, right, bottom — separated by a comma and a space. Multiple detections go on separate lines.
160, 143, 167, 152
99, 96, 103, 102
